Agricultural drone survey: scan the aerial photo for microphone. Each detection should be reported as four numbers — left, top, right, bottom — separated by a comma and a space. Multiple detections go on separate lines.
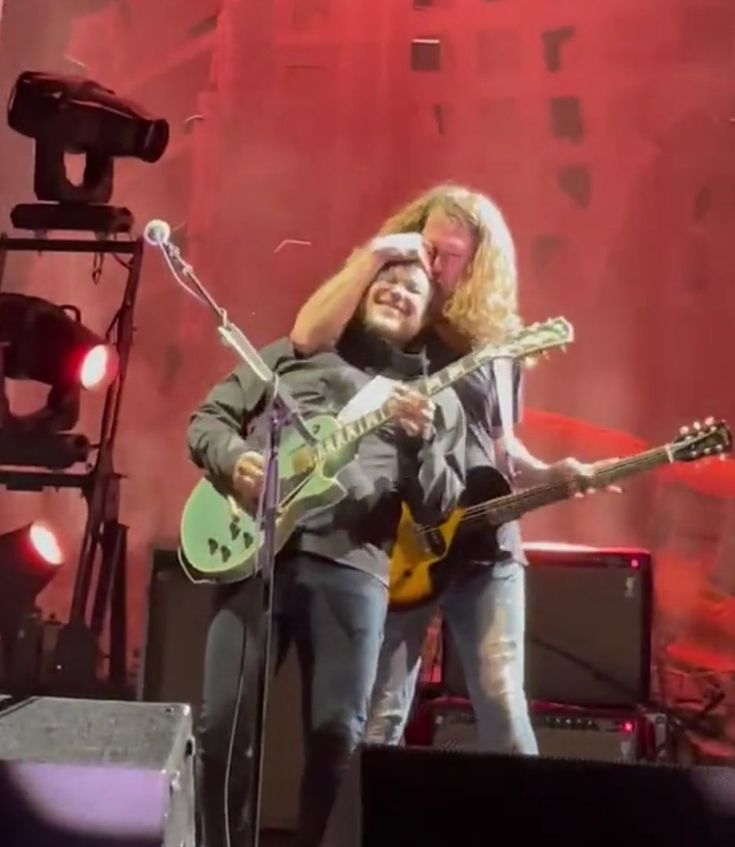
143, 218, 171, 246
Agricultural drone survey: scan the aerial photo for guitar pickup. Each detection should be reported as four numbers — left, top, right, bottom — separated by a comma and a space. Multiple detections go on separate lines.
424, 528, 446, 557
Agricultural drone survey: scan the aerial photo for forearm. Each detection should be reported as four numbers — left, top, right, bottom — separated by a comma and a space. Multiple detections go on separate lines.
187, 410, 251, 485
497, 436, 553, 485
290, 246, 381, 353
186, 371, 265, 485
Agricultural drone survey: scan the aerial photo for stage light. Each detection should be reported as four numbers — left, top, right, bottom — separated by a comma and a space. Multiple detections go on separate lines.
79, 344, 113, 390
0, 293, 118, 433
0, 522, 63, 627
7, 70, 169, 205
0, 293, 119, 389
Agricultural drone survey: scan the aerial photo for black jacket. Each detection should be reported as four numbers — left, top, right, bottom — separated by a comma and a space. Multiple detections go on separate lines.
186, 322, 466, 585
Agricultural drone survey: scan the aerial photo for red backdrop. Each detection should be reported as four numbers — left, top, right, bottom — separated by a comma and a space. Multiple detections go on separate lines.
0, 0, 733, 761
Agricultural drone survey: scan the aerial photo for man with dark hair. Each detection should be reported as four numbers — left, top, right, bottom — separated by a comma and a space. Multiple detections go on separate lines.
188, 260, 466, 847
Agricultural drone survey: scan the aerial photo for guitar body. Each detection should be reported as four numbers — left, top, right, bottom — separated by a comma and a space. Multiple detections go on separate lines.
176, 316, 579, 584
388, 466, 512, 610
178, 414, 357, 583
388, 417, 734, 609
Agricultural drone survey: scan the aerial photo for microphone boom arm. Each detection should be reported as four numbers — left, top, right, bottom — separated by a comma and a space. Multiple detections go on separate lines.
145, 220, 317, 445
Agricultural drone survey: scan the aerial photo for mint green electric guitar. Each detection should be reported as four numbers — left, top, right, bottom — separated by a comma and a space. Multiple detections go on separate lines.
177, 317, 574, 583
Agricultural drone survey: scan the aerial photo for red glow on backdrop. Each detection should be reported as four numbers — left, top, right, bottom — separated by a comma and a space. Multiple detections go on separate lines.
0, 0, 729, 761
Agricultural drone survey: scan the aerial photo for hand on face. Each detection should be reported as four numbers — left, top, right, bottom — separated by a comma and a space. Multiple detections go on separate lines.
387, 384, 436, 440
370, 233, 433, 277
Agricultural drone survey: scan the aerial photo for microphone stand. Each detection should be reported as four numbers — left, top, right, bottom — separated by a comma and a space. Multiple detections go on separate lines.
145, 225, 314, 847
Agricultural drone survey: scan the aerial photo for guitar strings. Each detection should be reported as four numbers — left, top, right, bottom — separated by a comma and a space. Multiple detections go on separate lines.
412, 446, 672, 537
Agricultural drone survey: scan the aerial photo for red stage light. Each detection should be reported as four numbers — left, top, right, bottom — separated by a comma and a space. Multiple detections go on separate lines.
0, 522, 63, 625
28, 522, 63, 567
0, 293, 118, 431
79, 344, 117, 390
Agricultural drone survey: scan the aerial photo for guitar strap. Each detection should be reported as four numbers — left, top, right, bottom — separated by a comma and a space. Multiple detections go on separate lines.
337, 374, 398, 424
492, 356, 517, 480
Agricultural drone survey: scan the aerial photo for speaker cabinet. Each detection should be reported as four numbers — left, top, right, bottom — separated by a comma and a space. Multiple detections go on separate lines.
0, 696, 195, 846
139, 548, 216, 717
442, 543, 653, 707
323, 744, 735, 847
140, 547, 305, 832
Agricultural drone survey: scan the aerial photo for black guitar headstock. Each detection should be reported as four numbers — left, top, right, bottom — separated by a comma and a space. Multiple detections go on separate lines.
671, 418, 732, 462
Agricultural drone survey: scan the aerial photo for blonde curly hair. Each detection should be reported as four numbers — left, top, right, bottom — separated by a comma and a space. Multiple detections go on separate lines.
376, 183, 522, 347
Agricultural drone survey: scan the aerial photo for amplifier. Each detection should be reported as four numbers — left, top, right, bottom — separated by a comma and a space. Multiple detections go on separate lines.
442, 543, 653, 707
140, 547, 305, 833
428, 697, 667, 763
0, 696, 195, 846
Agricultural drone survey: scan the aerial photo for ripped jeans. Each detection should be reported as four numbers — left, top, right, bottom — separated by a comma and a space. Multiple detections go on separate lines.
366, 559, 538, 754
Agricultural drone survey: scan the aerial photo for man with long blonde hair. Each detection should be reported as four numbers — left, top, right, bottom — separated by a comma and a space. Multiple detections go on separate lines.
292, 182, 612, 755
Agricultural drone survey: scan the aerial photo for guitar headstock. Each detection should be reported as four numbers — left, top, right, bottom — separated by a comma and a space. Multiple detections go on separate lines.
491, 317, 575, 361
671, 418, 732, 462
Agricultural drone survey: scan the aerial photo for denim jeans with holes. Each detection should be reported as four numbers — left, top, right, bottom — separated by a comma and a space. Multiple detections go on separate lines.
366, 558, 539, 754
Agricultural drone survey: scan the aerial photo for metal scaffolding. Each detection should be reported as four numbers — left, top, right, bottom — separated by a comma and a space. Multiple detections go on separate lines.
0, 233, 144, 696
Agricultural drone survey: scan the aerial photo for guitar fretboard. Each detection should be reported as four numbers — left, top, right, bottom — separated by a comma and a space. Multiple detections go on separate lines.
484, 445, 672, 525
315, 349, 498, 458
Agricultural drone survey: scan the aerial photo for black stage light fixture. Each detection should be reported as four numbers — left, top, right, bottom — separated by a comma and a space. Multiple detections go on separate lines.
0, 292, 118, 433
0, 521, 63, 628
6, 70, 169, 232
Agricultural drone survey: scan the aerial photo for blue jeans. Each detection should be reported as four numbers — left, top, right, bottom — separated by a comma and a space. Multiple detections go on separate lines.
198, 553, 388, 847
365, 559, 538, 754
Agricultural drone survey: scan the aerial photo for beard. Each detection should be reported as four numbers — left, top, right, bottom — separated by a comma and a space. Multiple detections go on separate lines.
362, 304, 408, 344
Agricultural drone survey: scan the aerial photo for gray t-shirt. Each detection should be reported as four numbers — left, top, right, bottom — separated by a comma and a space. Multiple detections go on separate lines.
186, 323, 467, 585
423, 331, 526, 566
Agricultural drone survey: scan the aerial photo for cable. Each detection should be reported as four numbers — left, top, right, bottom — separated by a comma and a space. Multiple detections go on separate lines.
222, 378, 281, 847
159, 238, 208, 306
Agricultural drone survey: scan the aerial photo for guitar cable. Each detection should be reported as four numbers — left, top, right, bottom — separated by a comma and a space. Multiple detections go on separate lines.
222, 463, 269, 847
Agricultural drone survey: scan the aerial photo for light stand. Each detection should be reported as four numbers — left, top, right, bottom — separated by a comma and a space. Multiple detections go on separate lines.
0, 231, 143, 697
144, 219, 315, 847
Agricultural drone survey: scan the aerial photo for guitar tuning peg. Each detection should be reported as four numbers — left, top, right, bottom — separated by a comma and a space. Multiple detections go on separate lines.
693, 420, 702, 430
704, 448, 711, 455
561, 345, 567, 353
720, 453, 727, 462
680, 425, 690, 436
705, 415, 714, 426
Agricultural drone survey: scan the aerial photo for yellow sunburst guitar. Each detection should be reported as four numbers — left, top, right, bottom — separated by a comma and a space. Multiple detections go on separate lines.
388, 417, 732, 609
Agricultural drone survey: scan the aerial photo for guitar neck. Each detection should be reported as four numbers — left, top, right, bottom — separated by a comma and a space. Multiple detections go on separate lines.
319, 349, 493, 456
483, 444, 673, 525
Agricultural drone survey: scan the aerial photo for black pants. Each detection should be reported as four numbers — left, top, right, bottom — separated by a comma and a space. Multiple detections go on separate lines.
197, 552, 388, 847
